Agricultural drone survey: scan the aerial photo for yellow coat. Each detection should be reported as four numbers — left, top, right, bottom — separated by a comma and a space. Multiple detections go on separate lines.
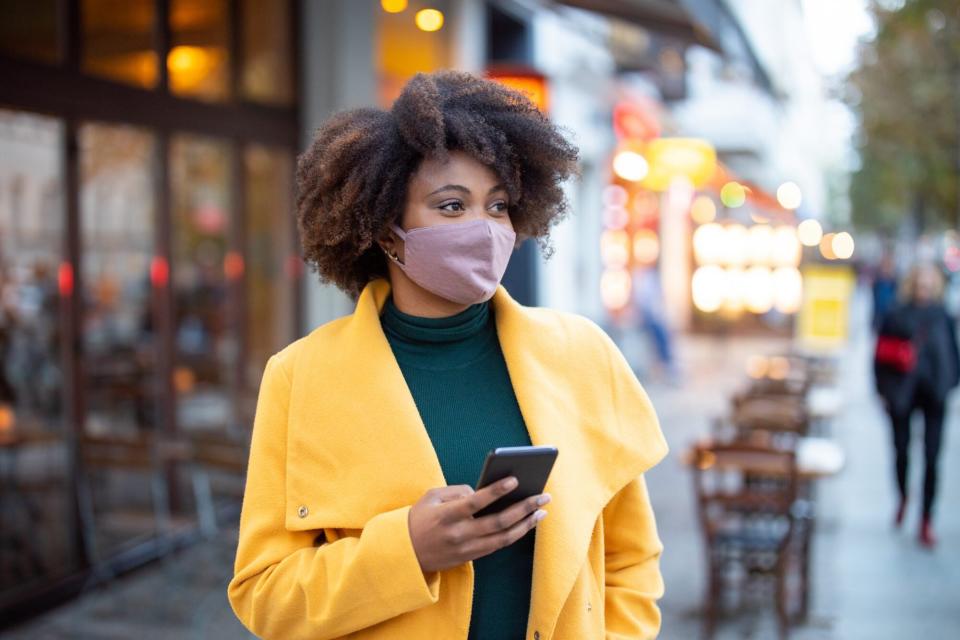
228, 277, 669, 640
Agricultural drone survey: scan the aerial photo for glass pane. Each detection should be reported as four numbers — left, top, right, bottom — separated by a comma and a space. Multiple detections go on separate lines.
81, 0, 157, 89
0, 109, 77, 599
0, 0, 60, 63
241, 0, 293, 105
170, 134, 235, 433
79, 122, 167, 557
244, 144, 293, 391
169, 0, 231, 102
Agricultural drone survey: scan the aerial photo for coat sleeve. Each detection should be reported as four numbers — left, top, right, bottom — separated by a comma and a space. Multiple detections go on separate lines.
227, 355, 442, 640
602, 474, 665, 639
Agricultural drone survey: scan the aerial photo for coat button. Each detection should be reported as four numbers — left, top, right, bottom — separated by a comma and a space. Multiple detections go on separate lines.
533, 632, 540, 640
587, 601, 592, 612
297, 505, 308, 518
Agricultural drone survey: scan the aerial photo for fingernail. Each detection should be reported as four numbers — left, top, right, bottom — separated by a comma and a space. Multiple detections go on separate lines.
537, 493, 551, 506
504, 477, 518, 490
534, 509, 547, 522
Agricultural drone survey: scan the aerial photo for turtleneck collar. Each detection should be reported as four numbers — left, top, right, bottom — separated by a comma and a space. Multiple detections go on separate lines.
381, 295, 491, 344
380, 294, 497, 370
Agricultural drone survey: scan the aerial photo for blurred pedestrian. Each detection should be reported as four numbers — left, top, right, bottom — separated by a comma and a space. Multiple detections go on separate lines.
227, 71, 669, 639
633, 265, 679, 384
873, 263, 960, 548
871, 252, 898, 332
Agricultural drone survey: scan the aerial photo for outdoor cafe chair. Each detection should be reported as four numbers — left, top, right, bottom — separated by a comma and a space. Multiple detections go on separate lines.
691, 442, 809, 640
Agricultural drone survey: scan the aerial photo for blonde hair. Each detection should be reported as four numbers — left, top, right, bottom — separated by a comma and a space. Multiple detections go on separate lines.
898, 263, 945, 303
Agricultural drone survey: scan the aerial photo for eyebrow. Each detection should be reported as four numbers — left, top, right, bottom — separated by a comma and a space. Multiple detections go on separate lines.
426, 183, 507, 197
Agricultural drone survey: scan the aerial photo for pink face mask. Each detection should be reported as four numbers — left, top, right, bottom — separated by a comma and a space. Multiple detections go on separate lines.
386, 218, 517, 305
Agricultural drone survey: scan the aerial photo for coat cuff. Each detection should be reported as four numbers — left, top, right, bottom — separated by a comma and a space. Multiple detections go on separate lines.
362, 504, 442, 609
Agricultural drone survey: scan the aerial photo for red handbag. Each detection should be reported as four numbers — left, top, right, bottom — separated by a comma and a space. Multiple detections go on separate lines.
874, 335, 916, 373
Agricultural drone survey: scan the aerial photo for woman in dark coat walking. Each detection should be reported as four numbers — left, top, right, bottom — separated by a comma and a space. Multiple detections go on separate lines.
874, 264, 960, 548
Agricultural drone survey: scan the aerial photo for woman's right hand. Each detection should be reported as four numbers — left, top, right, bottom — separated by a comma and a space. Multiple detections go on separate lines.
407, 476, 550, 573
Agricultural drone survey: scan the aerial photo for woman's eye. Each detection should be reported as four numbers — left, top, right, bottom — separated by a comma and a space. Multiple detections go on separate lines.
490, 201, 509, 214
439, 201, 465, 212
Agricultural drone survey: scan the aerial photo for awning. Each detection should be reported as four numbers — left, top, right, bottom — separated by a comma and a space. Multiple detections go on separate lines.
554, 0, 720, 51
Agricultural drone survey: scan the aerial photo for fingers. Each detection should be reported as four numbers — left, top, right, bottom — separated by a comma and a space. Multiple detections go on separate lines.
461, 508, 547, 559
453, 476, 519, 518
472, 493, 551, 536
428, 484, 474, 504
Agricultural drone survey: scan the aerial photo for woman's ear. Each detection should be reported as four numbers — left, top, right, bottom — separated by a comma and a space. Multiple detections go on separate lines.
378, 227, 402, 263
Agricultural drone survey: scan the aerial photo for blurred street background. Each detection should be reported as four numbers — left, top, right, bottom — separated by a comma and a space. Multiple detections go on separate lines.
1, 0, 959, 638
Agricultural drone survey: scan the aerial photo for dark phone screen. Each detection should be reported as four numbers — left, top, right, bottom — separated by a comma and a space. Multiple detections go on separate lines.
473, 446, 558, 518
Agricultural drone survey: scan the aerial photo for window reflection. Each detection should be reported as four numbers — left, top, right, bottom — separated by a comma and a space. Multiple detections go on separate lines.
82, 0, 157, 89
241, 0, 293, 105
169, 0, 231, 102
170, 135, 234, 432
0, 0, 59, 64
80, 123, 156, 437
0, 109, 76, 598
245, 144, 293, 389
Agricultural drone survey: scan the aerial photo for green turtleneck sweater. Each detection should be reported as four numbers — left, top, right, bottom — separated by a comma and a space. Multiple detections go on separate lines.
380, 294, 534, 640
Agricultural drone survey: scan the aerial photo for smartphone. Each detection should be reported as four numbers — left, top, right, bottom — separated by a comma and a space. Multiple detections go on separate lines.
473, 445, 558, 518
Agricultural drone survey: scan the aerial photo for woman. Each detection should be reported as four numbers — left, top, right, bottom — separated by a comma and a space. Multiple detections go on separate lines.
874, 263, 959, 548
227, 70, 669, 639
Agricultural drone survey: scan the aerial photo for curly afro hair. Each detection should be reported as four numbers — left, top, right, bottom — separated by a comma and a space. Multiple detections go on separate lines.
295, 69, 580, 299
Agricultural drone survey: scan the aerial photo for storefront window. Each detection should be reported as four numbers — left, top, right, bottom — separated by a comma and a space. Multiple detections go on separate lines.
241, 0, 293, 105
80, 123, 156, 438
169, 0, 231, 102
81, 0, 158, 89
0, 109, 77, 600
0, 0, 60, 64
170, 134, 235, 432
244, 144, 293, 389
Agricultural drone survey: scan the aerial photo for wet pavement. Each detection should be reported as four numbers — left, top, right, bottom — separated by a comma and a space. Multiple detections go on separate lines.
4, 289, 959, 639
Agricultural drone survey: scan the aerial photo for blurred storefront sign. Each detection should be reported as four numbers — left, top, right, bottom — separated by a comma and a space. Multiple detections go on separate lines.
796, 265, 856, 353
486, 66, 549, 113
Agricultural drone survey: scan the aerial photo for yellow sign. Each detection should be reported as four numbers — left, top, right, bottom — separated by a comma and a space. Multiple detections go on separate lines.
796, 265, 855, 352
640, 137, 716, 191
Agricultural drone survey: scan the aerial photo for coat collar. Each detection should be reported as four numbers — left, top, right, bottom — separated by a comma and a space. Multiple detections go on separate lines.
283, 276, 662, 632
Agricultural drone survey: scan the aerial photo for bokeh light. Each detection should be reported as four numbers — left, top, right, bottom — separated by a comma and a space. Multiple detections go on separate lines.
820, 232, 837, 260
601, 268, 632, 310
746, 356, 769, 379
415, 8, 444, 31
772, 226, 802, 267
603, 206, 629, 230
720, 181, 746, 208
721, 224, 748, 266
600, 229, 630, 267
798, 219, 823, 247
693, 223, 724, 264
632, 229, 660, 264
602, 184, 628, 208
772, 267, 803, 313
747, 224, 773, 264
832, 231, 855, 260
381, 0, 408, 12
776, 181, 803, 209
690, 195, 717, 224
743, 266, 773, 313
692, 265, 728, 312
613, 150, 649, 182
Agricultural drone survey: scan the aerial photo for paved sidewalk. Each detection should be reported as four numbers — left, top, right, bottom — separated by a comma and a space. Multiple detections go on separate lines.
4, 290, 959, 639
